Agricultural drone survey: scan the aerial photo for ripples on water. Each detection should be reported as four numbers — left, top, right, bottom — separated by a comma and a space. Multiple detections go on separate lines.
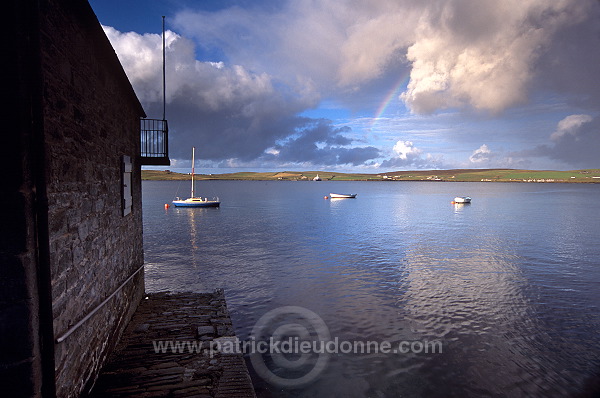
143, 181, 600, 397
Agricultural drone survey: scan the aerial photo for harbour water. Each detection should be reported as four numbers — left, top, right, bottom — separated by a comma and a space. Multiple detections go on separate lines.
142, 180, 600, 397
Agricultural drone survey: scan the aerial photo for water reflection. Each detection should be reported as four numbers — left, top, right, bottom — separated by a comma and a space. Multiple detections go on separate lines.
452, 202, 470, 213
142, 181, 600, 397
179, 208, 199, 264
398, 239, 535, 395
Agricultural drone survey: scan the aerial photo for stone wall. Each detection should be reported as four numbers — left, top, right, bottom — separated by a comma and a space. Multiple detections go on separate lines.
2, 0, 147, 396
39, 1, 147, 396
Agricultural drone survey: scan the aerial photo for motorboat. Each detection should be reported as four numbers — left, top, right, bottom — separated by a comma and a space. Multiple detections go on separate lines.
453, 196, 471, 204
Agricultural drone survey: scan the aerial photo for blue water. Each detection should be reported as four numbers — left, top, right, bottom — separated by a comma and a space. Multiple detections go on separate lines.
142, 180, 600, 397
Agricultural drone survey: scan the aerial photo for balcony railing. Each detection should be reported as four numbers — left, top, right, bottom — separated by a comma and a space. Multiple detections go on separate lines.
140, 119, 170, 165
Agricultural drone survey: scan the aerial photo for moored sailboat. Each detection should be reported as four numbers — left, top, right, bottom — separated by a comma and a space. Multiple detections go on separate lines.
172, 147, 220, 207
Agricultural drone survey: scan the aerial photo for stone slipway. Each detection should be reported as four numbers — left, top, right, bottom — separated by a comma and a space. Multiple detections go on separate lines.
88, 290, 255, 397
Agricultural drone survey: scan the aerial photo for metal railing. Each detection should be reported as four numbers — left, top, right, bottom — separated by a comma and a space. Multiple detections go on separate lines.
55, 264, 145, 343
140, 118, 170, 165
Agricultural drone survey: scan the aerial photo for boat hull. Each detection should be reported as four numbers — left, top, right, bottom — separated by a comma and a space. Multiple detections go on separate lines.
453, 196, 471, 203
172, 198, 220, 207
329, 193, 357, 198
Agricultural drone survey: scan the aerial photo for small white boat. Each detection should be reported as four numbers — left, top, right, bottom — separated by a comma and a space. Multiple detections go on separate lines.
172, 147, 220, 208
313, 174, 322, 181
329, 193, 357, 199
453, 196, 471, 204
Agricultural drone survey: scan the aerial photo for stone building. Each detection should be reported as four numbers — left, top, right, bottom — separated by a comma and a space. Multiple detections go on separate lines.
2, 0, 168, 396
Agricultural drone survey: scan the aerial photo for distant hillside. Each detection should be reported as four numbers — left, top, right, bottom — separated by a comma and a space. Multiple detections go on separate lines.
141, 170, 378, 181
142, 168, 600, 183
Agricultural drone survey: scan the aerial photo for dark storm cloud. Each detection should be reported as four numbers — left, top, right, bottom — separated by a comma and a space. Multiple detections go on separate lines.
533, 4, 600, 109
103, 26, 380, 168
151, 83, 310, 162
266, 119, 380, 166
516, 115, 600, 168
104, 0, 600, 171
175, 0, 600, 115
103, 27, 380, 167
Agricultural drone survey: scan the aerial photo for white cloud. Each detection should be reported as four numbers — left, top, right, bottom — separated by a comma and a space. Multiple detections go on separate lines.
380, 139, 444, 169
401, 0, 592, 114
393, 140, 422, 160
102, 26, 168, 102
103, 26, 321, 161
173, 2, 344, 92
469, 144, 493, 163
103, 25, 383, 167
170, 0, 598, 116
104, 0, 600, 171
550, 114, 593, 141
337, 4, 419, 86
469, 144, 533, 168
102, 28, 286, 118
173, 1, 419, 98
103, 26, 296, 111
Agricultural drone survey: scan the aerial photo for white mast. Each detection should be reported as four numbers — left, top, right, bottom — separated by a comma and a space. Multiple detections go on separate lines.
191, 147, 195, 198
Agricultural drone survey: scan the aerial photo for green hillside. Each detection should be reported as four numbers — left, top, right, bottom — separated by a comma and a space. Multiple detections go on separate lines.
142, 168, 600, 183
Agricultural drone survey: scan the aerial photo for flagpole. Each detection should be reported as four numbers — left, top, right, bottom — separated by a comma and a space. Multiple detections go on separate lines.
162, 15, 166, 121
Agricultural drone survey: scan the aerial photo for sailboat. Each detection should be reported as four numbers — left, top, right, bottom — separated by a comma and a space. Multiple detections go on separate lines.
172, 147, 220, 207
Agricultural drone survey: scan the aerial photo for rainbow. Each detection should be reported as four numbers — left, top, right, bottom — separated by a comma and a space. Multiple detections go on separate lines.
371, 73, 411, 125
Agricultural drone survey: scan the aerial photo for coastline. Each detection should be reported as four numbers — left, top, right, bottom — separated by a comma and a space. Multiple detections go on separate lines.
142, 168, 600, 183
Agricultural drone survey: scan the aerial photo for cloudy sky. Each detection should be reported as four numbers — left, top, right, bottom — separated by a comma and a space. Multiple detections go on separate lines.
90, 0, 600, 172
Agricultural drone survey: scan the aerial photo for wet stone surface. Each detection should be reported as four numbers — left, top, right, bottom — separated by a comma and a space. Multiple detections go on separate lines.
88, 290, 255, 397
